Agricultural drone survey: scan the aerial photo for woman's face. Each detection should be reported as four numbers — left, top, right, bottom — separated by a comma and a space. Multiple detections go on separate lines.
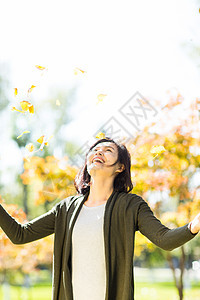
86, 141, 123, 175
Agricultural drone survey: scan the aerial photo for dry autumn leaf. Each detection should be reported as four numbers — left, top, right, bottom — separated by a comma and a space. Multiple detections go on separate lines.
74, 67, 86, 75
17, 131, 30, 139
35, 65, 46, 70
28, 85, 36, 93
37, 135, 47, 145
11, 107, 24, 113
26, 143, 35, 152
37, 135, 53, 151
96, 132, 106, 139
97, 94, 107, 104
14, 88, 18, 96
29, 104, 34, 114
12, 101, 34, 114
20, 101, 30, 111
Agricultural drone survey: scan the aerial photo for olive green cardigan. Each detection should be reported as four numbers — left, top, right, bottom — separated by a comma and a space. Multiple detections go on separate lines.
0, 191, 197, 299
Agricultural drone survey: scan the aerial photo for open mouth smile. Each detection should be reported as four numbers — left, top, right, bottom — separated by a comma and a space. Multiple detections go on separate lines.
92, 157, 105, 163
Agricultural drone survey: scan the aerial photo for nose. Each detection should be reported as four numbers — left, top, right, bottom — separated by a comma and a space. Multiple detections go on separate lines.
96, 148, 103, 155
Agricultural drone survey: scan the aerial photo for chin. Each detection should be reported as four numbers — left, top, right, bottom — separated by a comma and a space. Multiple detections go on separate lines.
87, 164, 103, 175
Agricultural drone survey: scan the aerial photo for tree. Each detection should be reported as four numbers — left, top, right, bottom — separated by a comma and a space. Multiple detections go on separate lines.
0, 197, 53, 285
128, 94, 200, 300
5, 85, 200, 299
20, 155, 78, 213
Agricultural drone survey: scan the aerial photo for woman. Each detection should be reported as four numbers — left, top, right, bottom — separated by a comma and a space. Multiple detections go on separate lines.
0, 137, 199, 300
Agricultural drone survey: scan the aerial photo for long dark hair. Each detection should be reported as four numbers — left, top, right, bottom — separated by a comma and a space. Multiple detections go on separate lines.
74, 137, 133, 195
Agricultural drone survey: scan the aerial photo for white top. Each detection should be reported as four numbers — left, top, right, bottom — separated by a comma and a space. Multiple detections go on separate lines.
71, 202, 106, 300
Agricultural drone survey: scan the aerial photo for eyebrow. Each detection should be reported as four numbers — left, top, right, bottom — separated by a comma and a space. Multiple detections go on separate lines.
94, 145, 115, 150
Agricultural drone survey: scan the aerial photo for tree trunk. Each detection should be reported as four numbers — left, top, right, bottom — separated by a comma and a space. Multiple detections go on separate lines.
166, 245, 186, 300
22, 183, 28, 216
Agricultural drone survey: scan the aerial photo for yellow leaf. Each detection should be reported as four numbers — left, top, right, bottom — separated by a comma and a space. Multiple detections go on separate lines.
97, 94, 107, 104
26, 143, 35, 152
11, 106, 24, 113
150, 145, 166, 155
20, 101, 30, 111
37, 135, 44, 144
35, 65, 46, 70
14, 88, 18, 96
29, 105, 34, 114
37, 135, 53, 151
28, 85, 36, 93
56, 99, 61, 106
19, 101, 34, 114
17, 131, 30, 139
96, 132, 106, 139
74, 67, 86, 75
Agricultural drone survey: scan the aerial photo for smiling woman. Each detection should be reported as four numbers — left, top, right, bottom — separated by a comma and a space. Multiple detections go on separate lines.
0, 137, 199, 300
74, 138, 133, 197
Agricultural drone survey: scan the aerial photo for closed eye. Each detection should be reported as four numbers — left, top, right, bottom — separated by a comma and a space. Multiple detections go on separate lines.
93, 148, 112, 152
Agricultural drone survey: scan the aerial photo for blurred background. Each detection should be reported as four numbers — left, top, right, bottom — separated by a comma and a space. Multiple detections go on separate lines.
0, 0, 200, 299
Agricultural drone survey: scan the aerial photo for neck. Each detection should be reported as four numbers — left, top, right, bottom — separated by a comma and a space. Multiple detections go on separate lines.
86, 176, 114, 205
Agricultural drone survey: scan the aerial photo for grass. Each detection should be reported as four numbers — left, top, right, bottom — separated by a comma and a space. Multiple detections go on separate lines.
135, 282, 200, 300
0, 285, 52, 300
0, 282, 199, 300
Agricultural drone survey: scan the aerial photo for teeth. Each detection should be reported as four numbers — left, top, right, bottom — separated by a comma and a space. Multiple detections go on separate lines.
93, 158, 103, 163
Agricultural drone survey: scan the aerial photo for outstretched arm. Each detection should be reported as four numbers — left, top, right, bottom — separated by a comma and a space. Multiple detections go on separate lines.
0, 204, 56, 244
137, 200, 198, 251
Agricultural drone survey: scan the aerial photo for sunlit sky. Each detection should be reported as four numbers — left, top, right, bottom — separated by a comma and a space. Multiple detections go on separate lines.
1, 0, 200, 181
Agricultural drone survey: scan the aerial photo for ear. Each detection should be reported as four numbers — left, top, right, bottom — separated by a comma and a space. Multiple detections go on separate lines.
116, 164, 125, 173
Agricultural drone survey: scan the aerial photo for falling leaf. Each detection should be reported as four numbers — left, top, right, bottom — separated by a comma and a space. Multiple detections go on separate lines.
17, 131, 30, 139
97, 94, 107, 104
11, 106, 24, 113
37, 135, 53, 144
29, 104, 34, 114
56, 99, 61, 106
150, 145, 166, 155
20, 101, 30, 111
37, 135, 45, 144
17, 101, 34, 114
74, 67, 86, 75
96, 132, 106, 139
35, 65, 46, 70
28, 85, 36, 93
26, 143, 35, 152
37, 135, 53, 151
14, 88, 18, 96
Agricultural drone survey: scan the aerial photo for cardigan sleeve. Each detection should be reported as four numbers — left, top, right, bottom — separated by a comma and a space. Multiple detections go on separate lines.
137, 199, 197, 251
0, 203, 57, 245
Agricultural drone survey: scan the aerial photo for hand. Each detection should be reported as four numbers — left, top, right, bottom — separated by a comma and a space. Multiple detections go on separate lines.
189, 213, 200, 234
